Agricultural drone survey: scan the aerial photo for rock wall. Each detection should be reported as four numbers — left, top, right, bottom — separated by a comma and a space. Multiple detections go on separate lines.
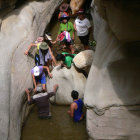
0, 0, 62, 140
85, 0, 140, 139
0, 0, 16, 10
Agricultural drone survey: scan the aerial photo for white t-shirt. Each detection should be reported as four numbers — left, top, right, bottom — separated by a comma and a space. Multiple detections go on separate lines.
75, 18, 91, 36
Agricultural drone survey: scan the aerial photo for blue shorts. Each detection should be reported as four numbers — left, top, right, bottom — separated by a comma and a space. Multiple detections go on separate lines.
35, 76, 46, 84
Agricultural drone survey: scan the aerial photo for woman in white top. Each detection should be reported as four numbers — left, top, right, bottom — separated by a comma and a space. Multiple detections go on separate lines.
74, 9, 91, 50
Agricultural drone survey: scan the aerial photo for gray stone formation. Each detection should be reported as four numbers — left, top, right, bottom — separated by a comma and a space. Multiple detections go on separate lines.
85, 0, 140, 139
0, 0, 62, 140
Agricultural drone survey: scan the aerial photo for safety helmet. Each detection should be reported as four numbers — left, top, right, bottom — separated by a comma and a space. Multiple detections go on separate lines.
58, 12, 69, 20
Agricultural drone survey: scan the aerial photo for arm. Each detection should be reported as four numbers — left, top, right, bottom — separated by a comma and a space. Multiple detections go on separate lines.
70, 22, 75, 40
51, 40, 56, 44
25, 89, 31, 102
43, 66, 53, 78
72, 31, 75, 41
67, 103, 77, 118
25, 89, 35, 105
49, 47, 57, 66
74, 23, 77, 32
48, 84, 59, 97
24, 43, 37, 55
32, 74, 37, 92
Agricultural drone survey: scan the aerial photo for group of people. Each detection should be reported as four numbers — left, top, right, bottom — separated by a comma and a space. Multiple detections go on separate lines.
24, 2, 92, 122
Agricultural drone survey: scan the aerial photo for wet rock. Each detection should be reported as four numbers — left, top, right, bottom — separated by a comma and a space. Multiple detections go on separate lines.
73, 50, 94, 69
47, 65, 86, 104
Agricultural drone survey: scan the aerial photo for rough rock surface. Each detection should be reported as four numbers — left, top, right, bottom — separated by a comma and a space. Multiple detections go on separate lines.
85, 0, 140, 139
70, 0, 85, 14
47, 65, 86, 104
73, 50, 94, 69
0, 0, 16, 10
0, 0, 62, 140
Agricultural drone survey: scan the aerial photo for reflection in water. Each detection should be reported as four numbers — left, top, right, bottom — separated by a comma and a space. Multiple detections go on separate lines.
21, 105, 88, 140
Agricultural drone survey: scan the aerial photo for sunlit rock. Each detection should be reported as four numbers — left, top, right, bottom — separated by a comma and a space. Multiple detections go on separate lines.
70, 0, 85, 14
47, 65, 86, 104
85, 0, 140, 139
73, 50, 94, 69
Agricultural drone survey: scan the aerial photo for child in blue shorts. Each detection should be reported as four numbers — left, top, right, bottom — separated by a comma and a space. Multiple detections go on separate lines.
31, 66, 52, 92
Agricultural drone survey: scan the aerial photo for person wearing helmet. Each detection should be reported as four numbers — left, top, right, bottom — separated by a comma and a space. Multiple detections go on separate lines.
68, 90, 84, 122
56, 12, 75, 54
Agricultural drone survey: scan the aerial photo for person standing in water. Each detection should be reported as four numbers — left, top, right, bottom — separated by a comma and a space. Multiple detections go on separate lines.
68, 90, 84, 122
25, 84, 59, 119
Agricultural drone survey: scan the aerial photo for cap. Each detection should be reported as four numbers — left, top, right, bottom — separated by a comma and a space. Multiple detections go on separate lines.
33, 66, 40, 76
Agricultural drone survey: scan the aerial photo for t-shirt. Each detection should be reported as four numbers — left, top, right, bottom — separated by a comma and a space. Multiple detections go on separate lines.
28, 92, 55, 117
31, 66, 45, 78
62, 52, 76, 68
58, 21, 74, 38
75, 18, 91, 36
74, 99, 83, 122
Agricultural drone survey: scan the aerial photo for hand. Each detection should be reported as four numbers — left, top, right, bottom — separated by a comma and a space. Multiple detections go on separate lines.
34, 88, 37, 92
24, 50, 29, 55
53, 84, 59, 92
51, 41, 56, 44
49, 73, 53, 78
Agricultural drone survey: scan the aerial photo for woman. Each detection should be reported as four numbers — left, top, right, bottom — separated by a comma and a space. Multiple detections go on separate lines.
74, 8, 91, 50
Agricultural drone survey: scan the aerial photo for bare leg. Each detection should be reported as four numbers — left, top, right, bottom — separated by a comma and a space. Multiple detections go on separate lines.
70, 44, 75, 54
84, 45, 89, 50
42, 84, 47, 92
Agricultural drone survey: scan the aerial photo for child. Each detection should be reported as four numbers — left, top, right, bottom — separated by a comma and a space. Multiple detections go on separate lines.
56, 52, 76, 68
56, 12, 75, 54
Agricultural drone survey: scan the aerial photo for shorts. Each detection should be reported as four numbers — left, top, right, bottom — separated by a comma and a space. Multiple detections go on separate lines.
79, 34, 89, 46
35, 75, 46, 84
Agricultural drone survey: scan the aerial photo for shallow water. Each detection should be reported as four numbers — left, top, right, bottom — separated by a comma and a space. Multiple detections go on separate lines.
21, 105, 88, 140
21, 12, 93, 140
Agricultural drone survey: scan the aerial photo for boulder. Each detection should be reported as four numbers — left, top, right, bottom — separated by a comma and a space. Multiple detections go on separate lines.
70, 0, 85, 14
47, 65, 86, 105
73, 50, 94, 69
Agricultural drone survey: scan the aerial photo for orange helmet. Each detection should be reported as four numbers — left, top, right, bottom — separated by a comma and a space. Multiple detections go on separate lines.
58, 12, 69, 20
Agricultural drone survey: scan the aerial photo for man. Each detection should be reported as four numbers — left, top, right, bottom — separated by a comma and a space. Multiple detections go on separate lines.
31, 65, 52, 92
25, 84, 58, 119
68, 90, 84, 122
